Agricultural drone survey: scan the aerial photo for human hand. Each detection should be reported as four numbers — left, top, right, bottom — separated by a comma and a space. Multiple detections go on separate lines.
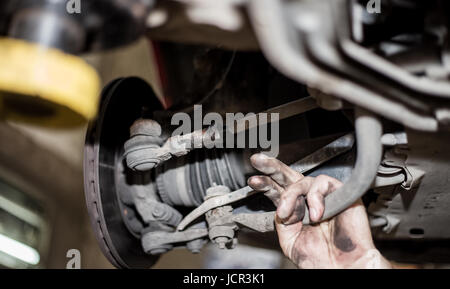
247, 153, 392, 269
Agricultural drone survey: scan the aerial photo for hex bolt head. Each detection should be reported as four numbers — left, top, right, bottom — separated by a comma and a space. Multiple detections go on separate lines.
214, 237, 230, 249
152, 206, 165, 218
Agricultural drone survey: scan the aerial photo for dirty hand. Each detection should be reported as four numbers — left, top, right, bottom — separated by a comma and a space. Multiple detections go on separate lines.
247, 153, 392, 269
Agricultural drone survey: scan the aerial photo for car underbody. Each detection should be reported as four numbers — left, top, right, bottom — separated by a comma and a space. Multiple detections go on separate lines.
2, 0, 450, 268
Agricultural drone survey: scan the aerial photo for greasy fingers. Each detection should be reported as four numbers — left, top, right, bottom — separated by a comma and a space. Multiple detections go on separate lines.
247, 175, 283, 205
249, 154, 344, 226
281, 195, 306, 225
306, 175, 343, 222
250, 153, 302, 187
277, 177, 314, 223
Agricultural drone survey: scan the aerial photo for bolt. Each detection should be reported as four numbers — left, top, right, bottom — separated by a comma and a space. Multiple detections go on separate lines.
215, 237, 230, 249
205, 185, 235, 250
186, 238, 206, 254
152, 206, 165, 219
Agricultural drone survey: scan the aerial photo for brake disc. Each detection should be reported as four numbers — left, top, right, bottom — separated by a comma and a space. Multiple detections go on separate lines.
84, 77, 163, 268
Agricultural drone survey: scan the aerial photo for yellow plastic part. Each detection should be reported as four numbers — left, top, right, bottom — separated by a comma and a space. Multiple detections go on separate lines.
0, 37, 101, 126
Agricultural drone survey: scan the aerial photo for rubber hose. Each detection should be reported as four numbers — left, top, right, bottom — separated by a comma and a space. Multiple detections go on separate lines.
303, 108, 383, 224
